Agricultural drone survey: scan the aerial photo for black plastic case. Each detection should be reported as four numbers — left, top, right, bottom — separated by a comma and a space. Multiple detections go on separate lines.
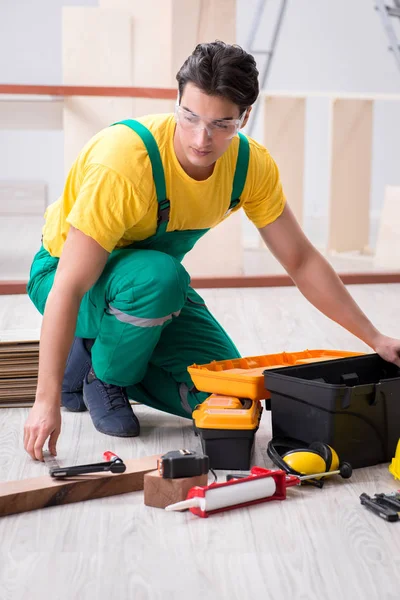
194, 427, 257, 470
264, 354, 400, 468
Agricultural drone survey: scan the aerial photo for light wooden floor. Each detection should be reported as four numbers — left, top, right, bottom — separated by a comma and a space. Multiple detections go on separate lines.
1, 285, 400, 600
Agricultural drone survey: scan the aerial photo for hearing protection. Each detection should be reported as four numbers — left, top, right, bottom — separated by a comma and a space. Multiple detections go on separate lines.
267, 437, 342, 488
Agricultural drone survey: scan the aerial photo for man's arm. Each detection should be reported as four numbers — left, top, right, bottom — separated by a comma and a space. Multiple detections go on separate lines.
24, 227, 109, 461
259, 203, 400, 366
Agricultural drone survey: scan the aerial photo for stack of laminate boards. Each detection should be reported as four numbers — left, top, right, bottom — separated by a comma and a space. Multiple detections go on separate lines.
0, 340, 39, 407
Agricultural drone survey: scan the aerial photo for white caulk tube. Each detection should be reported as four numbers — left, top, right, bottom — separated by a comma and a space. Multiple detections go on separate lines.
165, 477, 277, 512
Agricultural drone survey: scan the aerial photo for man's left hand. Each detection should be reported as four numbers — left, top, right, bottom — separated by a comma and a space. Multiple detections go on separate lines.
373, 335, 400, 368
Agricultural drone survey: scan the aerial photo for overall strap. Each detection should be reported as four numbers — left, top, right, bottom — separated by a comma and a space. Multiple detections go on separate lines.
230, 132, 250, 210
112, 119, 170, 233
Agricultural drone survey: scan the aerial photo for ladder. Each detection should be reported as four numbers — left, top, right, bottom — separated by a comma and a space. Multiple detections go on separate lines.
246, 0, 288, 136
375, 0, 400, 73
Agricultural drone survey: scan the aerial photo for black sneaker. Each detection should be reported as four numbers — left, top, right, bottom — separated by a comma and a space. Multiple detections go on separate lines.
83, 368, 140, 437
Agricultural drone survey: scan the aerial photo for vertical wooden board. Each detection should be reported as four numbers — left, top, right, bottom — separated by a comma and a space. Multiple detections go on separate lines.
62, 7, 134, 173
99, 0, 173, 86
171, 0, 236, 94
263, 96, 306, 226
328, 99, 373, 253
100, 0, 236, 115
99, 0, 176, 116
374, 185, 400, 269
195, 0, 236, 45
182, 211, 243, 276
171, 0, 202, 81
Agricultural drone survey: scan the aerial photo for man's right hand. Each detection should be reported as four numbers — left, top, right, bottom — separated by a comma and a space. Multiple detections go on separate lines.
23, 400, 61, 461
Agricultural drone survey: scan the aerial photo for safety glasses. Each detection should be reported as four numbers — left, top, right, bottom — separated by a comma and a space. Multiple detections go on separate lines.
175, 104, 246, 140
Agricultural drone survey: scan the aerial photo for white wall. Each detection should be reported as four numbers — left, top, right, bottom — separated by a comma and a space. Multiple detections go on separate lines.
0, 0, 98, 209
238, 0, 400, 94
0, 0, 399, 249
0, 0, 98, 85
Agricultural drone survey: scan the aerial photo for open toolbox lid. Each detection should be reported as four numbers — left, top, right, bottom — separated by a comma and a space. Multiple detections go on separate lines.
188, 349, 362, 401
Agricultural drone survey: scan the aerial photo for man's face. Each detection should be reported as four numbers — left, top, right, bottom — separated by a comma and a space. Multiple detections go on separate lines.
173, 83, 249, 177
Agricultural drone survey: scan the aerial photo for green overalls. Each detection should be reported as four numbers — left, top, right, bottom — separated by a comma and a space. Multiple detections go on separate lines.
27, 120, 250, 418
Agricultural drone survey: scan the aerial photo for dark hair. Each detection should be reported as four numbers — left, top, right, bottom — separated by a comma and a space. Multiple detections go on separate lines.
176, 41, 259, 114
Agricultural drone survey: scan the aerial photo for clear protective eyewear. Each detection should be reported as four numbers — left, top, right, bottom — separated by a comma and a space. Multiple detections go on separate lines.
175, 104, 246, 140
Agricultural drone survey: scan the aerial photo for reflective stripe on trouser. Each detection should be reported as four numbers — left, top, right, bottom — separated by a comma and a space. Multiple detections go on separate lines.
27, 246, 240, 417
28, 246, 190, 386
125, 287, 241, 418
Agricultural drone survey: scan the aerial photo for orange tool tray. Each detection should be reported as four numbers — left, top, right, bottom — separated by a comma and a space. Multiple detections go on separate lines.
188, 349, 362, 401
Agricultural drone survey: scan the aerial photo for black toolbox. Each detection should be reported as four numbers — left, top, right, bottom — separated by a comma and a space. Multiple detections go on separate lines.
192, 396, 263, 470
264, 354, 400, 469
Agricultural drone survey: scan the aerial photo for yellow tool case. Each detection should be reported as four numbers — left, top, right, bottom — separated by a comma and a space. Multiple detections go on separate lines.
188, 349, 361, 401
192, 395, 263, 470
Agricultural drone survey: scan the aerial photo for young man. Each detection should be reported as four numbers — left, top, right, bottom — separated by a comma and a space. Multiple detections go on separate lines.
24, 41, 400, 461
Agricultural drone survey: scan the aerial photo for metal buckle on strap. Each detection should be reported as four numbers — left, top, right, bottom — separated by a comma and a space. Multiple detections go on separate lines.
157, 199, 170, 224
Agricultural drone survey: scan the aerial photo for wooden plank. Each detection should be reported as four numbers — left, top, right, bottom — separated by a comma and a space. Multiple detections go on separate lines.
0, 340, 38, 349
0, 455, 159, 517
190, 272, 400, 288
63, 8, 137, 173
0, 281, 28, 294
182, 211, 243, 276
0, 401, 34, 409
100, 0, 236, 115
264, 96, 306, 225
328, 99, 373, 253
2, 271, 400, 296
144, 469, 208, 509
375, 186, 400, 270
0, 84, 177, 99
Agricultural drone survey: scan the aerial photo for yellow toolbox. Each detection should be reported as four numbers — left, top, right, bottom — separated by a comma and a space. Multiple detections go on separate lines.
188, 349, 362, 401
192, 394, 263, 470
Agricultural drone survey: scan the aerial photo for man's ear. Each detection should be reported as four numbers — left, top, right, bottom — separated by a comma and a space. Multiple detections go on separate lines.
240, 106, 252, 129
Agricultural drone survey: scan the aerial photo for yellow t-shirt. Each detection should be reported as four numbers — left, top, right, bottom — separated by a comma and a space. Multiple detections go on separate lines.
42, 113, 286, 257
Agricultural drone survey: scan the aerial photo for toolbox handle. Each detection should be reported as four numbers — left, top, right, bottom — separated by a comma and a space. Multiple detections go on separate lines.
341, 387, 353, 409
370, 382, 383, 406
341, 382, 383, 409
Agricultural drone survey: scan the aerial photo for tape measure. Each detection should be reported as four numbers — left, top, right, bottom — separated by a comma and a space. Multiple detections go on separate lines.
157, 449, 209, 479
43, 452, 61, 474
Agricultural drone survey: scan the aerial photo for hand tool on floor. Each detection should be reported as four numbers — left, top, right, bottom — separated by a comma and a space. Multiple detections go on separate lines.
360, 492, 399, 522
374, 493, 400, 512
380, 490, 400, 500
1, 454, 160, 517
144, 449, 210, 510
165, 464, 352, 518
44, 450, 126, 478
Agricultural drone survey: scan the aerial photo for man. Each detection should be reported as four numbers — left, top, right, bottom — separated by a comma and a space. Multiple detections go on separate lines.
24, 41, 400, 461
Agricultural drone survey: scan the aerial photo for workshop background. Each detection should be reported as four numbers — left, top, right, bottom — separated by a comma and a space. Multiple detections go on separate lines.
1, 0, 400, 281
1, 3, 400, 600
